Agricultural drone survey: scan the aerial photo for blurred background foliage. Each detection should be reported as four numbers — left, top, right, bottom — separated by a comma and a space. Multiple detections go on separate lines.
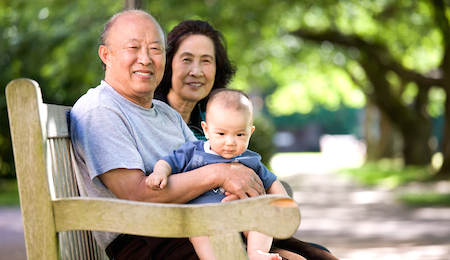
1, 0, 450, 181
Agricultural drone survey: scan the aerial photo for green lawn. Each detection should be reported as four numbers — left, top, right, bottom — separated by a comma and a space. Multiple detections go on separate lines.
340, 158, 432, 189
339, 158, 450, 207
397, 192, 450, 207
0, 179, 20, 206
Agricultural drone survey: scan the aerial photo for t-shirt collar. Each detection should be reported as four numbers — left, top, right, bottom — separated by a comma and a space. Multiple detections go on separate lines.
204, 140, 219, 155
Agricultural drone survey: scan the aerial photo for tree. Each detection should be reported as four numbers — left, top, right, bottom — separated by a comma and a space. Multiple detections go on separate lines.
2, 0, 449, 179
284, 0, 450, 177
0, 0, 123, 178
431, 0, 450, 178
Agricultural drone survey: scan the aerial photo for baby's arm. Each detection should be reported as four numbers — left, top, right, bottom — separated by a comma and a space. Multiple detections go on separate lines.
266, 179, 288, 196
146, 160, 172, 190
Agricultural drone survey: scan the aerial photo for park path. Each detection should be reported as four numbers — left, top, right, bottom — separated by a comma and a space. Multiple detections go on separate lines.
0, 206, 25, 260
272, 153, 450, 260
1, 153, 450, 260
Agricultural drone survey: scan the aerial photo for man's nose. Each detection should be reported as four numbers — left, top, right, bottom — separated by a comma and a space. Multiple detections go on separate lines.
138, 48, 152, 65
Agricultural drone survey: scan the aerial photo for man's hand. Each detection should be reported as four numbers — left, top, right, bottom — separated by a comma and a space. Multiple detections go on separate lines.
219, 163, 265, 200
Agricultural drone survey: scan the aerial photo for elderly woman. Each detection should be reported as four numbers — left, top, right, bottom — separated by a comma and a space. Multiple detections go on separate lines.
155, 20, 235, 140
154, 20, 338, 260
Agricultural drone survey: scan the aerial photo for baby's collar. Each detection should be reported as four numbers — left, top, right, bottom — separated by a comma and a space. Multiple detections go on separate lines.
203, 140, 219, 155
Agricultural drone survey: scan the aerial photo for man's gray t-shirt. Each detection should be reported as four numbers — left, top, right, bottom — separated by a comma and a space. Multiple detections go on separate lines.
70, 80, 197, 249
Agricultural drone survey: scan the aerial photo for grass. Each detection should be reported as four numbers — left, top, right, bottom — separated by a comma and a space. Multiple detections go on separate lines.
339, 157, 450, 207
0, 179, 20, 206
397, 193, 450, 207
340, 158, 433, 189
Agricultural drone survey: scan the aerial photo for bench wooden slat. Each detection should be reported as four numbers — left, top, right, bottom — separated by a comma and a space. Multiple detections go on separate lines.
52, 195, 300, 237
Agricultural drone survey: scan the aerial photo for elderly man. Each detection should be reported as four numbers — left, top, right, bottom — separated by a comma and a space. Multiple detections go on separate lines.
70, 10, 264, 260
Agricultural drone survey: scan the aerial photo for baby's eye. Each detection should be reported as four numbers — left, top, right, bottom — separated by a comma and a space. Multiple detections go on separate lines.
218, 133, 225, 136
237, 133, 244, 137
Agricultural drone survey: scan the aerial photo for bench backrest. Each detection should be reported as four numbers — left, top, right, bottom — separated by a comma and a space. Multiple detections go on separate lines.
6, 78, 301, 260
47, 104, 108, 259
7, 78, 108, 259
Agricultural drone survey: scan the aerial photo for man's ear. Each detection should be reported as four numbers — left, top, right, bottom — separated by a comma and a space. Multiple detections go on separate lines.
201, 121, 210, 139
98, 45, 109, 67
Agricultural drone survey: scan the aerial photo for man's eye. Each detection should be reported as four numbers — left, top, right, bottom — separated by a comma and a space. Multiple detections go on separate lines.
150, 46, 163, 54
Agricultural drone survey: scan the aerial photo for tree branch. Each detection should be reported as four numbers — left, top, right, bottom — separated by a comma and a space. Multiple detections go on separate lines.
290, 28, 444, 89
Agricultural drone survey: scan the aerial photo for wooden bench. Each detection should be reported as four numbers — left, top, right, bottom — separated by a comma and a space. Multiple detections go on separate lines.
6, 78, 301, 260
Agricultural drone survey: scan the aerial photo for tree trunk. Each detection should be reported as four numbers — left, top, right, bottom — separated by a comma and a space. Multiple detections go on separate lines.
362, 61, 432, 166
401, 119, 432, 165
378, 107, 398, 159
124, 0, 143, 10
435, 55, 450, 178
435, 97, 450, 178
364, 100, 399, 161
430, 0, 450, 178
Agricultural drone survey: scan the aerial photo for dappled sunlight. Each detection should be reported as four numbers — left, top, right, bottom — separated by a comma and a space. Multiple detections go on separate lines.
270, 134, 366, 178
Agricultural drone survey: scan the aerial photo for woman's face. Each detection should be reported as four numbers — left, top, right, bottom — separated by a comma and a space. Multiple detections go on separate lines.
170, 35, 216, 104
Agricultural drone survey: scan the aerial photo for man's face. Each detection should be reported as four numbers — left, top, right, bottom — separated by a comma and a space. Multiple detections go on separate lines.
100, 13, 166, 108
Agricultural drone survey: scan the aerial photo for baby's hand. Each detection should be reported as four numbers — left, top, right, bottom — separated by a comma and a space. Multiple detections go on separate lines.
146, 174, 167, 190
221, 191, 240, 202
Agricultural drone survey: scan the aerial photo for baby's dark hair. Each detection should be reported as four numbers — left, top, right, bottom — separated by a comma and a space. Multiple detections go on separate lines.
205, 89, 253, 122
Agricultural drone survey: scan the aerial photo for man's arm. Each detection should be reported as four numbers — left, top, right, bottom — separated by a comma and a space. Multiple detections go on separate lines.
99, 162, 265, 204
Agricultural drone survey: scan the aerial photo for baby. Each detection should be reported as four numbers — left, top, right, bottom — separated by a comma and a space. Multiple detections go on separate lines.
146, 88, 287, 260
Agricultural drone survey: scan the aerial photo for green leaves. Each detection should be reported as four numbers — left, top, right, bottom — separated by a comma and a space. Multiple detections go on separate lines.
1, 0, 448, 176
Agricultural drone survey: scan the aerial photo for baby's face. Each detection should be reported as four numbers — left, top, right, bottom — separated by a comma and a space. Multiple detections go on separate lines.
202, 108, 255, 159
